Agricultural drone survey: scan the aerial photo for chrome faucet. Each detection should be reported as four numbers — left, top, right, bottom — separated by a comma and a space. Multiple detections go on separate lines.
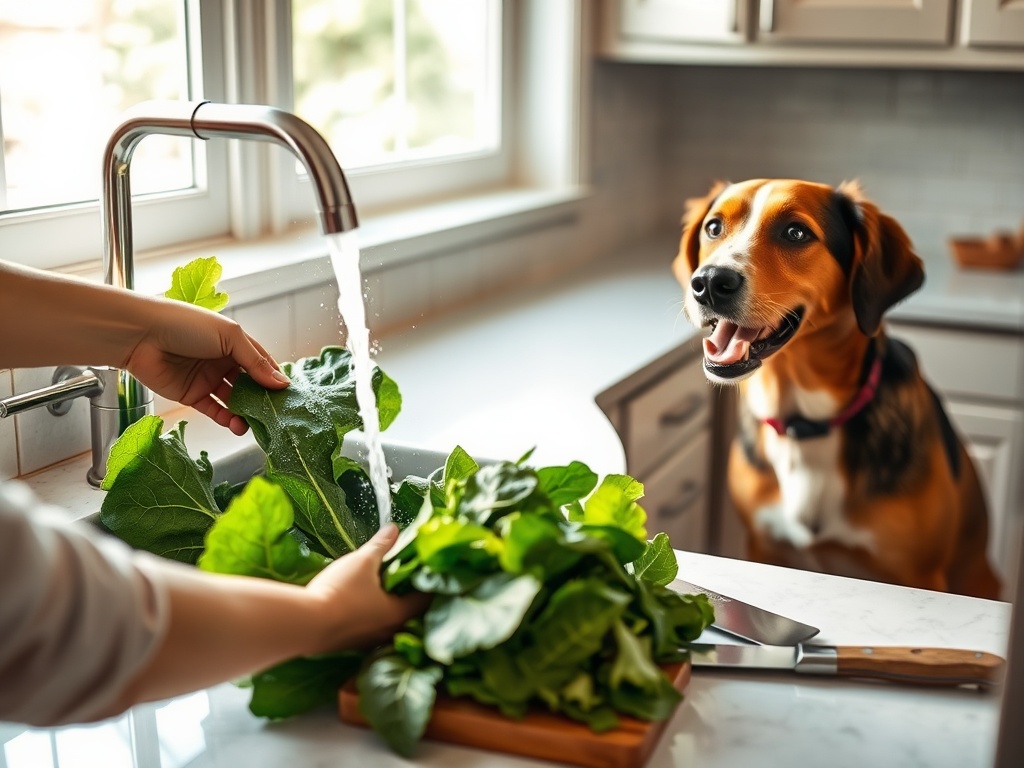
0, 101, 359, 487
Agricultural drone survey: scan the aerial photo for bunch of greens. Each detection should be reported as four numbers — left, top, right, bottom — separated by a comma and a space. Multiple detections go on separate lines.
360, 448, 714, 755
96, 256, 714, 757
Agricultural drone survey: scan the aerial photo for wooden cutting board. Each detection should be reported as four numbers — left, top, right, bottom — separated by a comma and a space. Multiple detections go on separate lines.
338, 661, 690, 768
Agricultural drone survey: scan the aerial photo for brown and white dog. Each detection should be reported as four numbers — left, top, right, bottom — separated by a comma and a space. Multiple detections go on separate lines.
673, 178, 1000, 599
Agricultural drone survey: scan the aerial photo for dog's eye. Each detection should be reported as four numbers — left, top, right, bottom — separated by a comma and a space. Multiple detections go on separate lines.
783, 224, 811, 243
705, 219, 723, 238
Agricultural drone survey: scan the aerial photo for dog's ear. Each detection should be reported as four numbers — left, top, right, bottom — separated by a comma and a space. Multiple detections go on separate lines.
676, 181, 728, 278
837, 181, 925, 337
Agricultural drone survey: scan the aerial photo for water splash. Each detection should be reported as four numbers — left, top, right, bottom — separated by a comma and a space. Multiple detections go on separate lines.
326, 230, 392, 527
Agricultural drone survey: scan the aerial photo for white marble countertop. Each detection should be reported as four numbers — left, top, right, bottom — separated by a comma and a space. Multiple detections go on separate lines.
2, 550, 1011, 768
889, 257, 1024, 333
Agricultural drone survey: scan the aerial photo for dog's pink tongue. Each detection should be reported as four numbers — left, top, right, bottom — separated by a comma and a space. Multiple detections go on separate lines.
704, 320, 761, 365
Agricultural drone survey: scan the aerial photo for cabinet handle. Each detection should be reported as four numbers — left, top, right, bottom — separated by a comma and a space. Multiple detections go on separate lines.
659, 480, 702, 519
760, 0, 775, 33
659, 392, 704, 428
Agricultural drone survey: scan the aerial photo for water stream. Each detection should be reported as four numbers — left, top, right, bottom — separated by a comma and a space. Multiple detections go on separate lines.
326, 230, 392, 527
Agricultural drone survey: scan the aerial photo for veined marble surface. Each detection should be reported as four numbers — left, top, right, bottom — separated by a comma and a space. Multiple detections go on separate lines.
0, 551, 1011, 768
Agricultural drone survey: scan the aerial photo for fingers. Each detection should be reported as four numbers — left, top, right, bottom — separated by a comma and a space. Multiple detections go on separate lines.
224, 326, 290, 390
358, 524, 399, 562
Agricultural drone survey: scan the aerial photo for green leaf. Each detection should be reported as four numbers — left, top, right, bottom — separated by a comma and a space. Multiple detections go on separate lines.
424, 574, 542, 664
357, 653, 443, 758
164, 256, 229, 311
457, 462, 538, 526
537, 461, 598, 507
519, 579, 631, 673
609, 620, 664, 693
577, 475, 648, 541
198, 476, 330, 585
99, 417, 220, 564
443, 445, 479, 495
631, 532, 678, 586
414, 516, 500, 573
229, 346, 398, 556
248, 653, 362, 719
498, 513, 582, 579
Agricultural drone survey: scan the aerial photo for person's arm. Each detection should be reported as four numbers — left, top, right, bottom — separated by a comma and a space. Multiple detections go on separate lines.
0, 259, 288, 434
0, 482, 423, 726
110, 525, 416, 714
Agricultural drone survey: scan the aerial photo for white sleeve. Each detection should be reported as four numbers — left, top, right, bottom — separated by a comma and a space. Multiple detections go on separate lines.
0, 481, 170, 726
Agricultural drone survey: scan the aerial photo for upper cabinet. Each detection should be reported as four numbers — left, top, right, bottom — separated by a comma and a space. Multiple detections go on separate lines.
601, 0, 1024, 68
963, 0, 1024, 46
760, 0, 951, 46
620, 0, 748, 44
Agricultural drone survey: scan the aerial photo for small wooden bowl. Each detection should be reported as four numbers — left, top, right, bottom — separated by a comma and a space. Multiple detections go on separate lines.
949, 234, 1024, 271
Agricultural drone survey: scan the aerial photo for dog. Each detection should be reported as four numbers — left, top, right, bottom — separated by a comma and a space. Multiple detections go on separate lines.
672, 178, 1000, 599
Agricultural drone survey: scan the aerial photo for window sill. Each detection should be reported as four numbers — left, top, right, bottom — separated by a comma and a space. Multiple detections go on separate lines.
65, 185, 589, 308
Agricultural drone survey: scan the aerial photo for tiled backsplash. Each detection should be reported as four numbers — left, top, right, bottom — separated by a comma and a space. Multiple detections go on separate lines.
9, 62, 1022, 477
660, 66, 1024, 261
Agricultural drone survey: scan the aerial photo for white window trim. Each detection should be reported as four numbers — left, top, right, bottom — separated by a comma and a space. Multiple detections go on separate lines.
0, 0, 233, 271
4, 0, 591, 289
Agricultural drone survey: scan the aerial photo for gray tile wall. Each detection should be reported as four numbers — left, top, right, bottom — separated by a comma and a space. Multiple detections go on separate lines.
658, 66, 1024, 261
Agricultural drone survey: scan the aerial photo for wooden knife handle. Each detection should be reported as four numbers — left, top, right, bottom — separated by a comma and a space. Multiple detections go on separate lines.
834, 646, 1005, 688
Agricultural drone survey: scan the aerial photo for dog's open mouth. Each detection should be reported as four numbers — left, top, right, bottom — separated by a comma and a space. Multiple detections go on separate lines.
703, 307, 805, 379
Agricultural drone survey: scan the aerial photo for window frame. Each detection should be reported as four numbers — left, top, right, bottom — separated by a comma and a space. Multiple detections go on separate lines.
0, 0, 233, 271
0, 0, 587, 273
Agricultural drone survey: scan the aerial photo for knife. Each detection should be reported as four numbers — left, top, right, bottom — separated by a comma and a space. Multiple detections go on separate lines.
671, 578, 820, 646
689, 643, 1006, 688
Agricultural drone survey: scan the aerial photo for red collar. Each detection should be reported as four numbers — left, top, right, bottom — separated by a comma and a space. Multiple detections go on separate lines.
763, 353, 883, 440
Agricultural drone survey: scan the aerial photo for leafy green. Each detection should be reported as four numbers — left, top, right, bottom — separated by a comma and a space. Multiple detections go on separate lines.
357, 653, 443, 757
228, 346, 400, 556
247, 653, 363, 719
198, 476, 330, 585
165, 255, 229, 311
631, 532, 678, 587
99, 417, 221, 564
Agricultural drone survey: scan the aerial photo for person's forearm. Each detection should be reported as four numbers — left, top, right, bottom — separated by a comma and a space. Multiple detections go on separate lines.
0, 260, 154, 369
110, 560, 332, 712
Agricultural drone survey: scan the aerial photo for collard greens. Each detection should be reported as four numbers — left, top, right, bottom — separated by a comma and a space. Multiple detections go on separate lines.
99, 345, 714, 758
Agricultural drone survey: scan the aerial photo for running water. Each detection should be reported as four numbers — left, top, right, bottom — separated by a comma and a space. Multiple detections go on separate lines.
326, 230, 392, 527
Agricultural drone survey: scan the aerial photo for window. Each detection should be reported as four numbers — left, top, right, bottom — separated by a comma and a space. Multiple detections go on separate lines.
0, 1, 581, 272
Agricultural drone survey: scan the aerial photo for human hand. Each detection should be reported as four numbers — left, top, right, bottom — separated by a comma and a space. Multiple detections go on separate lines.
305, 525, 430, 652
123, 296, 290, 435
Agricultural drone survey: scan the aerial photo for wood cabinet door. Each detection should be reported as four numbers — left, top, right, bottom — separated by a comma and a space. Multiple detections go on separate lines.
618, 0, 748, 44
963, 0, 1024, 47
759, 0, 953, 45
946, 399, 1024, 592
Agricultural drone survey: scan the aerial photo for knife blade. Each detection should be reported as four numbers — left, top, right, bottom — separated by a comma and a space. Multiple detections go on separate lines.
671, 578, 820, 646
689, 643, 1006, 688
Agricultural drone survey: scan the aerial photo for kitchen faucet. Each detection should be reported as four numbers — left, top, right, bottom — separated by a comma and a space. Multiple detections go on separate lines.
0, 101, 359, 486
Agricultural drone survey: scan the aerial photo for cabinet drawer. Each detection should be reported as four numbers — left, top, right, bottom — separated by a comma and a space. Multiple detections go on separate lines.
888, 324, 1024, 403
625, 357, 710, 476
642, 430, 711, 554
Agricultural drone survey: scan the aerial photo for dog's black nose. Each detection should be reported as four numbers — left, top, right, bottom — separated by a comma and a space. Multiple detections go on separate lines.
691, 266, 745, 309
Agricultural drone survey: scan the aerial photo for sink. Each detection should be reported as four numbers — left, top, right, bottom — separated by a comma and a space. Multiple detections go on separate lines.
82, 433, 455, 528
210, 433, 454, 487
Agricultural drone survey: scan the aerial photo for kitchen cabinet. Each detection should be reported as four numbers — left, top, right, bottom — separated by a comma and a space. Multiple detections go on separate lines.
888, 321, 1024, 593
599, 0, 1024, 68
596, 336, 716, 554
759, 0, 951, 46
963, 0, 1024, 47
618, 0, 748, 45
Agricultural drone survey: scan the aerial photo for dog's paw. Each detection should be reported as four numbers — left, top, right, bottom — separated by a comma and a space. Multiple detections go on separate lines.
754, 505, 815, 549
